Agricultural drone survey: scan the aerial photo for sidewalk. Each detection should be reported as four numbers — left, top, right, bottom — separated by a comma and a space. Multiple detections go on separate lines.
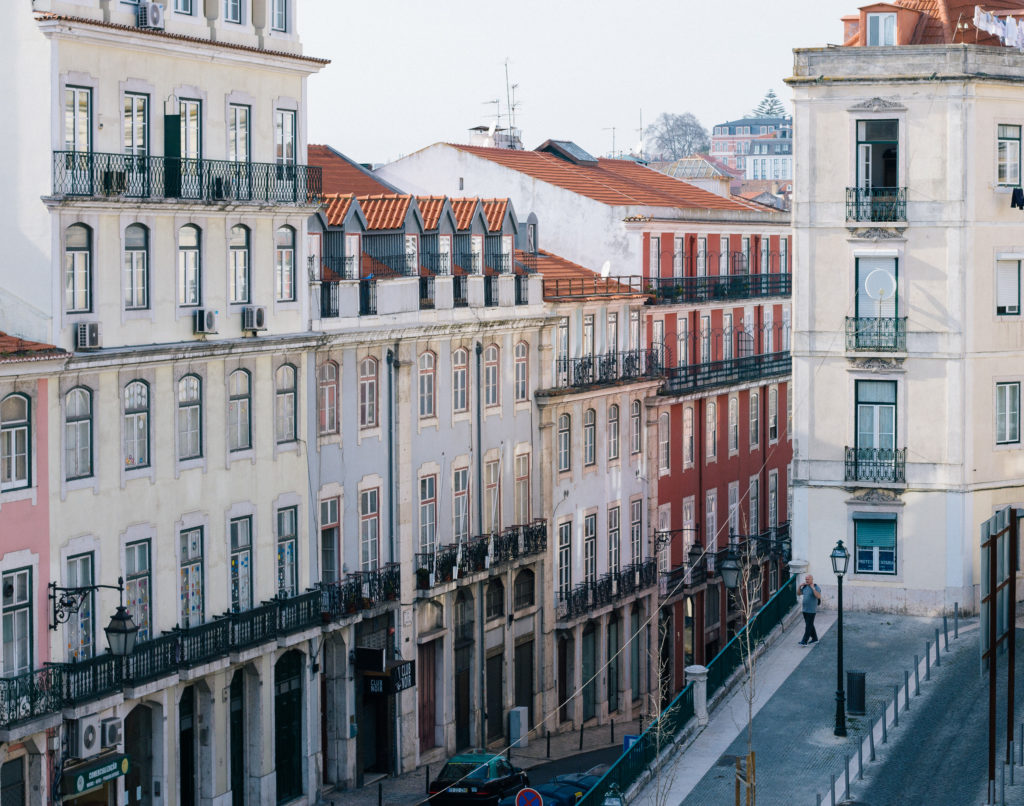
632, 607, 972, 805
324, 717, 644, 806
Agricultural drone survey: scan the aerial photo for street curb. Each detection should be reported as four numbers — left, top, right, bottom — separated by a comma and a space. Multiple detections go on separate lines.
624, 601, 802, 802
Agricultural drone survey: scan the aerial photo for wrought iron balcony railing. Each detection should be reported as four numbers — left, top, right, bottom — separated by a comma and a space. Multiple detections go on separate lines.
453, 275, 469, 307
359, 279, 377, 315
541, 276, 645, 299
515, 274, 529, 305
414, 521, 547, 591
845, 317, 907, 352
320, 256, 357, 281
556, 559, 657, 620
647, 273, 791, 305
844, 446, 906, 483
421, 252, 453, 276
483, 275, 498, 307
846, 187, 907, 222
551, 348, 663, 392
419, 276, 435, 310
486, 253, 512, 274
320, 282, 341, 318
661, 351, 790, 396
52, 151, 322, 205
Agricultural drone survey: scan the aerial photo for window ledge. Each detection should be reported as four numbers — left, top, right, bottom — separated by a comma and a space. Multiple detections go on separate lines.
0, 486, 36, 507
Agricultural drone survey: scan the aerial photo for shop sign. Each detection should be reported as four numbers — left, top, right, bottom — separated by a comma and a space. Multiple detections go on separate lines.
63, 754, 130, 797
363, 660, 416, 696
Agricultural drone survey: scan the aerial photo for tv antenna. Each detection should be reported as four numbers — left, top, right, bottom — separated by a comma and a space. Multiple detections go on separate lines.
603, 126, 617, 157
483, 98, 501, 131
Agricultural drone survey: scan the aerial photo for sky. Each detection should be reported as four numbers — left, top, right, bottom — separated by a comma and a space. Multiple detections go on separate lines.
299, 0, 856, 166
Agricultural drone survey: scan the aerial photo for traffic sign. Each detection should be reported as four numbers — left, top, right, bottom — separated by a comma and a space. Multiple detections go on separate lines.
516, 786, 543, 806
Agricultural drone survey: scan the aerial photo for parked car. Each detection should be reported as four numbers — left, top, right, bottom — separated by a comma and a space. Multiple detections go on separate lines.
497, 767, 605, 806
428, 754, 529, 805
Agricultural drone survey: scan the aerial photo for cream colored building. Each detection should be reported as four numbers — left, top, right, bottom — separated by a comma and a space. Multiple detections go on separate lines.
788, 3, 1024, 614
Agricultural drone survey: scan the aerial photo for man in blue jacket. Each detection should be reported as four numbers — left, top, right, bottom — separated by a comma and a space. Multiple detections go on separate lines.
798, 574, 822, 646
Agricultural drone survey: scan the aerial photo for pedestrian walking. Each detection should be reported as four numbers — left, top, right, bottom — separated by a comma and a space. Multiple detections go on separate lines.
798, 574, 821, 646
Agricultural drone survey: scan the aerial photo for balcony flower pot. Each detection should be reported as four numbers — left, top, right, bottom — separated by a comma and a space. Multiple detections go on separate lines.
416, 567, 431, 590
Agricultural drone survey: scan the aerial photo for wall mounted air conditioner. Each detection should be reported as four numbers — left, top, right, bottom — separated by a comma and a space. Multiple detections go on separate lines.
193, 309, 218, 335
137, 1, 165, 29
242, 306, 267, 332
101, 717, 123, 748
69, 715, 103, 759
76, 322, 101, 351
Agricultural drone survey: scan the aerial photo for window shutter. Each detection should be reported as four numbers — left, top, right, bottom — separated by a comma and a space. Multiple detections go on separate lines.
855, 519, 896, 548
856, 257, 897, 318
996, 260, 1020, 314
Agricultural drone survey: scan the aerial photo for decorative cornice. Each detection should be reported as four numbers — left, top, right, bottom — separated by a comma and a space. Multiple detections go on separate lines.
847, 227, 906, 241
848, 97, 907, 113
847, 356, 905, 371
846, 487, 904, 504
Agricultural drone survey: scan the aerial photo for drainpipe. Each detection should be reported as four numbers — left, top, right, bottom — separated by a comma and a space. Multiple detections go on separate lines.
386, 349, 397, 564
474, 342, 486, 746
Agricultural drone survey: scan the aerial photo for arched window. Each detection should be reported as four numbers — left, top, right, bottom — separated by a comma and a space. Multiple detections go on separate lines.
123, 381, 149, 468
229, 224, 250, 304
631, 400, 642, 455
177, 375, 202, 460
317, 361, 338, 435
275, 364, 297, 443
64, 224, 92, 313
65, 387, 92, 480
557, 413, 571, 472
513, 569, 535, 609
227, 370, 251, 452
608, 403, 620, 460
124, 224, 148, 310
728, 396, 739, 453
275, 225, 295, 302
658, 412, 670, 472
178, 224, 201, 306
485, 579, 505, 620
1, 394, 31, 490
484, 344, 499, 407
359, 357, 378, 428
583, 408, 596, 466
706, 400, 717, 460
452, 348, 468, 413
514, 341, 529, 402
418, 352, 435, 419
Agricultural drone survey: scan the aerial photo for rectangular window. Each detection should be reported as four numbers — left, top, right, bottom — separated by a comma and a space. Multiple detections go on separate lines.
658, 413, 670, 472
584, 514, 597, 584
866, 12, 896, 45
857, 119, 899, 189
997, 382, 1020, 444
583, 314, 595, 358
607, 312, 619, 354
558, 521, 572, 594
123, 92, 148, 158
856, 380, 897, 451
630, 500, 642, 563
728, 396, 739, 453
696, 236, 707, 276
419, 475, 437, 554
749, 477, 760, 535
453, 468, 469, 543
452, 351, 468, 413
630, 311, 640, 350
719, 235, 729, 275
608, 506, 621, 575
180, 528, 204, 628
228, 104, 250, 163
484, 460, 500, 534
125, 541, 151, 642
749, 391, 760, 447
66, 553, 93, 661
705, 490, 717, 550
998, 125, 1021, 186
854, 517, 897, 574
728, 482, 739, 536
997, 260, 1021, 315
271, 0, 287, 31
649, 235, 660, 276
224, 0, 241, 23
706, 401, 717, 460
174, 0, 194, 12
683, 406, 694, 467
723, 313, 733, 361
360, 489, 379, 571
768, 387, 779, 442
1, 569, 31, 676
320, 498, 339, 584
229, 517, 252, 612
855, 257, 898, 319
700, 315, 711, 363
277, 507, 298, 597
514, 453, 531, 524
768, 471, 778, 528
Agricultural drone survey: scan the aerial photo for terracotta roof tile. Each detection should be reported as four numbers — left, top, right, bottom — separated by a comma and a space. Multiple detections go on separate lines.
531, 250, 644, 300
35, 12, 329, 65
323, 193, 355, 227
416, 197, 447, 230
309, 145, 400, 196
844, 0, 1022, 44
449, 145, 761, 212
357, 194, 412, 230
0, 332, 64, 363
450, 198, 480, 230
480, 199, 509, 232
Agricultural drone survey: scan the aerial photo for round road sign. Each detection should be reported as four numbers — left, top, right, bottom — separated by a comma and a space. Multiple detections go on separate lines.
516, 787, 543, 806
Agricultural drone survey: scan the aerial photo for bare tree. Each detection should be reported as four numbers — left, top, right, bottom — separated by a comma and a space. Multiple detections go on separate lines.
752, 89, 786, 117
645, 651, 683, 806
730, 531, 764, 806
645, 112, 710, 161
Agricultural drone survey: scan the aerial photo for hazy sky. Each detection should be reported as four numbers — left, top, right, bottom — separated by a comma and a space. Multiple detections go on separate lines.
300, 0, 855, 165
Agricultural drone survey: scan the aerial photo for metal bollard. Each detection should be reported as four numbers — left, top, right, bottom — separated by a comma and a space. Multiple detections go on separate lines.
378, 782, 382, 806
904, 670, 910, 710
610, 718, 614, 745
893, 686, 899, 727
1020, 724, 1023, 766
955, 602, 959, 638
830, 772, 836, 806
1011, 742, 1015, 786
845, 756, 850, 797
816, 793, 822, 806
579, 721, 584, 751
943, 615, 949, 650
858, 741, 863, 779
882, 703, 888, 743
926, 641, 931, 681
425, 766, 430, 795
1001, 763, 1005, 805
914, 655, 920, 695
935, 629, 941, 666
869, 719, 876, 760
546, 729, 551, 759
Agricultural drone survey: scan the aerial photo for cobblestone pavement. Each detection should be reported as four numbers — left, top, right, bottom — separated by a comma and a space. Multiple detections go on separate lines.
674, 611, 967, 806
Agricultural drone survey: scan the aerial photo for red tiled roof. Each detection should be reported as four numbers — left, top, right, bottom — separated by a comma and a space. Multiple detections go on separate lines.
35, 12, 329, 65
531, 250, 644, 301
843, 0, 1022, 44
357, 195, 413, 230
448, 145, 761, 212
417, 197, 447, 230
480, 199, 509, 232
309, 145, 398, 196
323, 193, 355, 227
0, 332, 64, 363
450, 198, 480, 230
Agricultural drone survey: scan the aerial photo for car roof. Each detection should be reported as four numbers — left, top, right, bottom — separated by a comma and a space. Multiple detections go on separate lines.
446, 753, 502, 764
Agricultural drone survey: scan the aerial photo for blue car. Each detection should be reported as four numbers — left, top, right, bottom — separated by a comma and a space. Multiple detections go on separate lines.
497, 770, 604, 806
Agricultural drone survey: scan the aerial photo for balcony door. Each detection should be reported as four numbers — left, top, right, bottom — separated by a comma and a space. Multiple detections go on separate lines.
64, 87, 92, 194
180, 99, 202, 199
855, 257, 898, 348
124, 93, 149, 196
856, 120, 898, 190
856, 380, 896, 453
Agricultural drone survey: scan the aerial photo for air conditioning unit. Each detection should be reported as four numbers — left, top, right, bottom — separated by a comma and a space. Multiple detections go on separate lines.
212, 177, 232, 200
75, 322, 101, 351
242, 306, 267, 332
193, 308, 218, 335
101, 717, 123, 748
137, 1, 165, 29
69, 715, 103, 759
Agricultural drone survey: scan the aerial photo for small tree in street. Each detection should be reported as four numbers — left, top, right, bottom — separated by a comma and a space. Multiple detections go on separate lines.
645, 650, 683, 806
752, 89, 786, 117
645, 112, 710, 160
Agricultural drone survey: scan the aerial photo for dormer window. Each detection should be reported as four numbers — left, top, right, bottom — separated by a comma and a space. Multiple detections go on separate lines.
867, 12, 896, 45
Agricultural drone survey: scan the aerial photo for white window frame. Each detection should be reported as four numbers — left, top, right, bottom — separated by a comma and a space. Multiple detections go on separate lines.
996, 381, 1020, 445
998, 125, 1021, 187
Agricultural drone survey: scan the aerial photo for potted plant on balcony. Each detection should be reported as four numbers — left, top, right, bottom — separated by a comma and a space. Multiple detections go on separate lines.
416, 567, 431, 590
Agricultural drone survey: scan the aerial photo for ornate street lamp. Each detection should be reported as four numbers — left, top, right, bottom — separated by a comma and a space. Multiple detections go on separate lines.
719, 549, 741, 592
831, 539, 850, 737
49, 576, 139, 657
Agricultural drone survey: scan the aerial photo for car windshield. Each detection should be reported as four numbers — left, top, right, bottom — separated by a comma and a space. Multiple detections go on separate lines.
438, 761, 490, 782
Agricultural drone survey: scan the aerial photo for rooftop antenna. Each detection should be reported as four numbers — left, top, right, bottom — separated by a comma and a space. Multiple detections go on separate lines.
483, 98, 501, 131
510, 83, 520, 132
636, 108, 644, 160
504, 59, 513, 131
603, 126, 617, 158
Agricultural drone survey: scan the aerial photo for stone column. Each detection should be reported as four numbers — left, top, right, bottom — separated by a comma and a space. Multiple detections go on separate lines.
789, 559, 809, 604
684, 665, 710, 726
596, 613, 609, 724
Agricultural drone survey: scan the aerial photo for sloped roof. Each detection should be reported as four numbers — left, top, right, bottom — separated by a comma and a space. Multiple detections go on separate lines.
323, 193, 355, 227
450, 198, 480, 230
649, 155, 739, 180
357, 195, 413, 230
843, 0, 1023, 44
309, 145, 401, 196
417, 197, 447, 230
448, 144, 761, 212
0, 332, 64, 363
480, 199, 509, 232
532, 250, 644, 301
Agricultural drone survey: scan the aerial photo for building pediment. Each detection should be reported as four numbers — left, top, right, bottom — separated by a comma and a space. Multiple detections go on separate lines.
848, 97, 907, 113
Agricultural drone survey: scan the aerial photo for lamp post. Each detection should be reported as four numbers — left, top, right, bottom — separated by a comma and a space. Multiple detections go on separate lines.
49, 576, 139, 658
830, 539, 850, 737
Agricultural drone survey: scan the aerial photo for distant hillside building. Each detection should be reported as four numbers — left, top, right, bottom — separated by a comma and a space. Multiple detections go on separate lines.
710, 116, 793, 178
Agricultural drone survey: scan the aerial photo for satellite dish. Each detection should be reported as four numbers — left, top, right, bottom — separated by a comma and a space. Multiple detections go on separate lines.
864, 268, 896, 301
600, 260, 611, 278
487, 121, 496, 137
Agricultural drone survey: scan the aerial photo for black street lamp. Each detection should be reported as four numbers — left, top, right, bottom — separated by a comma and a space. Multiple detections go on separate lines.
49, 576, 139, 657
719, 549, 741, 592
831, 539, 850, 737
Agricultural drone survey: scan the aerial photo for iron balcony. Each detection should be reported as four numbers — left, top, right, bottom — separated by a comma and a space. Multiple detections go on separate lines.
845, 187, 907, 222
844, 446, 907, 483
556, 559, 658, 621
661, 351, 791, 396
845, 317, 907, 352
550, 348, 664, 392
647, 273, 791, 305
52, 151, 322, 205
414, 521, 548, 592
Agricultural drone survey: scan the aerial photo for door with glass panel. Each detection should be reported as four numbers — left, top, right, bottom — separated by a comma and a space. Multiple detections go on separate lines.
855, 380, 897, 480
228, 104, 251, 200
274, 109, 296, 201
65, 87, 92, 194
123, 93, 149, 196
179, 100, 202, 199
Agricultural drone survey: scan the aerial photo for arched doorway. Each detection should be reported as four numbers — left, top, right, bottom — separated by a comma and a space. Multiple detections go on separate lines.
179, 686, 197, 806
274, 650, 304, 803
581, 623, 596, 722
454, 590, 474, 750
125, 705, 153, 806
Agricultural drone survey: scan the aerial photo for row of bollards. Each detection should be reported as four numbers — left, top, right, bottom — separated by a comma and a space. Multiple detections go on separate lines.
816, 607, 959, 804
988, 722, 1024, 805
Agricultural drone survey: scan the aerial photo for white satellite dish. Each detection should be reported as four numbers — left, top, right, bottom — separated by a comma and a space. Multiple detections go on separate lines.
600, 260, 611, 278
487, 121, 496, 137
864, 268, 897, 319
